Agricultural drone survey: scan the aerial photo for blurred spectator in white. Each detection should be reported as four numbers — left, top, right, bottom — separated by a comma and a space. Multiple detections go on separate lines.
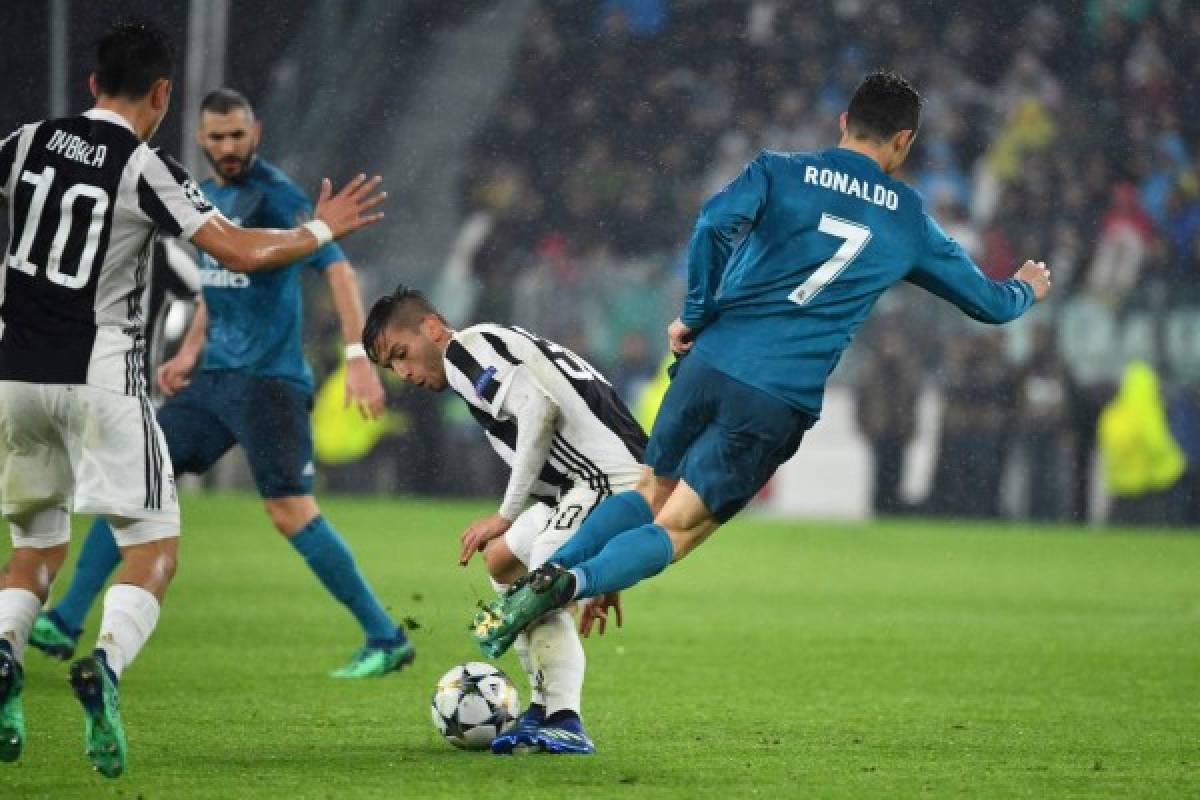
1087, 183, 1157, 305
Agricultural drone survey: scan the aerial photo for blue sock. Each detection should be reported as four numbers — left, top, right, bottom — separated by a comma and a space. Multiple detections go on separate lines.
550, 491, 653, 569
573, 523, 674, 599
289, 516, 403, 645
52, 518, 122, 635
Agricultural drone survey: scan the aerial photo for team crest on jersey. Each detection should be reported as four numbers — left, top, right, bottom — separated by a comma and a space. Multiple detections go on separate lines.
473, 366, 497, 398
182, 178, 214, 213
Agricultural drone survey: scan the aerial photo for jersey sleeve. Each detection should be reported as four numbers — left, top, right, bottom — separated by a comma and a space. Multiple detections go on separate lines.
0, 126, 24, 207
263, 179, 346, 272
157, 237, 203, 296
445, 330, 519, 418
905, 213, 1034, 324
682, 151, 771, 330
136, 150, 218, 240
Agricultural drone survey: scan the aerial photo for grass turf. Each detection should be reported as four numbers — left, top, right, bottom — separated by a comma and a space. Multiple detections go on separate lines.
1, 492, 1197, 798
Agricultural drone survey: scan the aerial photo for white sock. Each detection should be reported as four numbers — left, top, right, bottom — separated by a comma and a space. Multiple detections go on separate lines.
96, 584, 160, 678
0, 588, 42, 664
491, 577, 544, 707
529, 608, 585, 717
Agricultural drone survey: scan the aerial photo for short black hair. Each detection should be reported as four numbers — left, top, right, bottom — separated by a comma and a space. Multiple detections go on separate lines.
200, 87, 255, 118
846, 70, 921, 141
362, 284, 444, 363
94, 19, 176, 99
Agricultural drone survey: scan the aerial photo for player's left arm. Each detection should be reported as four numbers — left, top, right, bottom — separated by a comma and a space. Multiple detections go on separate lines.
906, 213, 1050, 323
459, 365, 561, 565
325, 260, 386, 419
0, 126, 24, 208
267, 179, 386, 420
675, 152, 771, 350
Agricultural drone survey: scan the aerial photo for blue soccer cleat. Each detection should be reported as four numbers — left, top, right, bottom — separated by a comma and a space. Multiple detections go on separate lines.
491, 704, 545, 754
535, 713, 596, 755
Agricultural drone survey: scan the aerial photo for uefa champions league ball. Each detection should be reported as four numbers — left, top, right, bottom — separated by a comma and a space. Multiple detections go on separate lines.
431, 662, 520, 750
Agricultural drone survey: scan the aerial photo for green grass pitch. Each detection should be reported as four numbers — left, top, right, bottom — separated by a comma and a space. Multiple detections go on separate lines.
2, 492, 1197, 798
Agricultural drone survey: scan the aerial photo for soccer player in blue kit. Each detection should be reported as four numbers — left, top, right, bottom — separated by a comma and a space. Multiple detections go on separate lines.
32, 89, 413, 678
472, 71, 1052, 652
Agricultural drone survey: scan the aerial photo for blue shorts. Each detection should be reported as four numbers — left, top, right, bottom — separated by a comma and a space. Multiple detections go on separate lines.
645, 354, 815, 523
157, 370, 314, 498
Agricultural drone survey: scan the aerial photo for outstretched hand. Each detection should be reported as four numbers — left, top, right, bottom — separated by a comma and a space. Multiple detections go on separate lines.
579, 592, 623, 637
314, 174, 386, 240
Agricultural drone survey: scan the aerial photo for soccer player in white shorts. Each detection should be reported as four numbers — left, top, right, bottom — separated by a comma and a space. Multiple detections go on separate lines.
362, 284, 648, 754
0, 20, 384, 777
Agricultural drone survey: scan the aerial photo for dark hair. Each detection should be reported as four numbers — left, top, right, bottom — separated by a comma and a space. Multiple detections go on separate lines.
362, 284, 444, 363
200, 87, 255, 118
846, 70, 921, 141
94, 19, 176, 99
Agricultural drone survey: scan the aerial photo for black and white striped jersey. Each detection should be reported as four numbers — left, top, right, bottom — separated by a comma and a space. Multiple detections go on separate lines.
444, 324, 647, 505
0, 108, 216, 394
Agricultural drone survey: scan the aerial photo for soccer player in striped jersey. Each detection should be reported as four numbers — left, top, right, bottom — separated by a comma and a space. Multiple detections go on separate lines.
471, 72, 1051, 661
0, 20, 383, 776
363, 285, 647, 755
30, 87, 412, 681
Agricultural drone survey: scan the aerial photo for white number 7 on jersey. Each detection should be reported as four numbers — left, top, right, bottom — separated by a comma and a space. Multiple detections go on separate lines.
788, 213, 872, 306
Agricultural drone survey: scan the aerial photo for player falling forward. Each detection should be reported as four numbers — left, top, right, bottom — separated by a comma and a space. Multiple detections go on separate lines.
363, 286, 647, 754
30, 88, 413, 679
0, 21, 384, 777
473, 71, 1052, 654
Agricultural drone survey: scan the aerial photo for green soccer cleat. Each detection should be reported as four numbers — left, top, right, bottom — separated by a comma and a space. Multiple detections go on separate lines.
69, 654, 127, 779
29, 612, 77, 661
470, 563, 576, 658
330, 640, 415, 678
0, 647, 24, 763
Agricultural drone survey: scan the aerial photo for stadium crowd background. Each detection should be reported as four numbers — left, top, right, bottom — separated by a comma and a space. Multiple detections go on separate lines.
422, 0, 1200, 527
5, 0, 1199, 526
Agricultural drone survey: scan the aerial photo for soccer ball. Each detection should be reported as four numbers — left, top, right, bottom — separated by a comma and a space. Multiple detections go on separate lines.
431, 662, 520, 750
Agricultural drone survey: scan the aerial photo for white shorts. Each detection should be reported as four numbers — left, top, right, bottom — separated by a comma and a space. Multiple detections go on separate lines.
504, 481, 638, 570
0, 382, 179, 549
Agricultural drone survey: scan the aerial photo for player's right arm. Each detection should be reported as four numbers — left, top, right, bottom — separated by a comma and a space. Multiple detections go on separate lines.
678, 153, 771, 344
454, 342, 563, 565
191, 174, 385, 273
906, 213, 1050, 323
158, 298, 207, 397
134, 149, 384, 274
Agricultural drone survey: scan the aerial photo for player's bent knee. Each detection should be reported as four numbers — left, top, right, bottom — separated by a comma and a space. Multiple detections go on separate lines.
663, 518, 721, 563
484, 539, 524, 585
263, 496, 319, 536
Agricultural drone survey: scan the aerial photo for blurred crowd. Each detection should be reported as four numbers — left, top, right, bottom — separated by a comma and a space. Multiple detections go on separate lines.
319, 1, 1200, 525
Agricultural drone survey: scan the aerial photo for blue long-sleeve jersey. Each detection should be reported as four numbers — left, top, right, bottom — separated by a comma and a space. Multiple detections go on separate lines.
684, 147, 1034, 416
197, 157, 345, 394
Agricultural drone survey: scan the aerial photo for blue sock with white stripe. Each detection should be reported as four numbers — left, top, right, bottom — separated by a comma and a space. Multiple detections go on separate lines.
549, 491, 653, 569
572, 523, 674, 600
52, 518, 122, 635
289, 516, 403, 645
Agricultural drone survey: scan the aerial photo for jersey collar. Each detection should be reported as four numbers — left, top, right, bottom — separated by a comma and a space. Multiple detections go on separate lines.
833, 146, 886, 174
83, 108, 136, 134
